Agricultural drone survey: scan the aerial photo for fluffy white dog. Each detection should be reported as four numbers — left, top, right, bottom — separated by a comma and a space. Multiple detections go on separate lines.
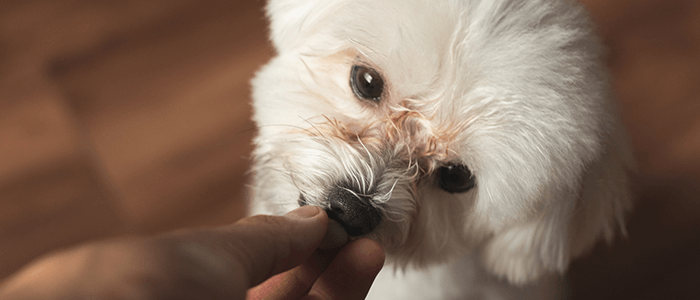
249, 0, 633, 298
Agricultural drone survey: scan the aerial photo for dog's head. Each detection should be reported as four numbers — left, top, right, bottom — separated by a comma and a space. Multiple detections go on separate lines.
250, 0, 632, 284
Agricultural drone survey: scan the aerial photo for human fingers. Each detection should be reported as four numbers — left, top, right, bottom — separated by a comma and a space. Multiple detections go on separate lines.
247, 238, 384, 300
161, 206, 329, 296
0, 206, 329, 300
304, 238, 385, 300
246, 219, 351, 300
246, 247, 338, 300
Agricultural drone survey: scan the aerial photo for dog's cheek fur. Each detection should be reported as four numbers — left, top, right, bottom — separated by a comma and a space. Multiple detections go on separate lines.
390, 187, 489, 267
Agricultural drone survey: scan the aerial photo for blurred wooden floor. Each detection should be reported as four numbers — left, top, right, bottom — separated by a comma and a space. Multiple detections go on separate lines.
1, 0, 698, 299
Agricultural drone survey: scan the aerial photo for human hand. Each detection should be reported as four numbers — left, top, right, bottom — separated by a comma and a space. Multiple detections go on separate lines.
0, 206, 385, 300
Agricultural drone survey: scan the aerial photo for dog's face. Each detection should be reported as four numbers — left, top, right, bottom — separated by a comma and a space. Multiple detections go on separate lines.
250, 0, 632, 284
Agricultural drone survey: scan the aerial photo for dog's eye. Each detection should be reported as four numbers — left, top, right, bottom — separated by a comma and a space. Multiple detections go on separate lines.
350, 65, 384, 102
438, 164, 476, 193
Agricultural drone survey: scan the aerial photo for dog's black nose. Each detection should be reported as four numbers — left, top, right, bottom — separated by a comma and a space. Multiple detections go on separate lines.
325, 187, 382, 236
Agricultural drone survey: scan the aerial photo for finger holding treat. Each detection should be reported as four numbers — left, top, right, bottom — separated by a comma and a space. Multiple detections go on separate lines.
247, 210, 384, 300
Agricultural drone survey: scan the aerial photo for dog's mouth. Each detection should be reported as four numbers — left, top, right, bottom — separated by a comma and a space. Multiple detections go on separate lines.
298, 186, 383, 237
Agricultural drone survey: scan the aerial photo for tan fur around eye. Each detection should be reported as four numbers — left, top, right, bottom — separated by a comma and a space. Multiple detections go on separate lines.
300, 104, 464, 175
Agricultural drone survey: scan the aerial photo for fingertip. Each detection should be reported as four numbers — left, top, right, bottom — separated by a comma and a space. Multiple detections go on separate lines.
194, 207, 330, 290
282, 206, 330, 243
284, 205, 324, 220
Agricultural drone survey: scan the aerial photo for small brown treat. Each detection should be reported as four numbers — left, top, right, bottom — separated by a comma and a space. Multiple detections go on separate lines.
318, 219, 349, 250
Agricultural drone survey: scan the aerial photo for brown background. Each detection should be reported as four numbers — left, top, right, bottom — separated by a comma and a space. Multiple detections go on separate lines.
1, 0, 698, 299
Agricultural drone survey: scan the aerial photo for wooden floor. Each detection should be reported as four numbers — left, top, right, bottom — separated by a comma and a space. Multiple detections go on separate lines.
1, 1, 698, 299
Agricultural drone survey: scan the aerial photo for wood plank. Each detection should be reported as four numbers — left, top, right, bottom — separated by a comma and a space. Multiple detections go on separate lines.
50, 0, 273, 231
0, 94, 124, 280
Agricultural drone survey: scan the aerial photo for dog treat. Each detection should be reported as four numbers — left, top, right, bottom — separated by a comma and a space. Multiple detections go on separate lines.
318, 219, 349, 250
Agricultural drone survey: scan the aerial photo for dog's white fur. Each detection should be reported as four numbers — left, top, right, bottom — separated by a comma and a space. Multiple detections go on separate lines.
249, 0, 632, 298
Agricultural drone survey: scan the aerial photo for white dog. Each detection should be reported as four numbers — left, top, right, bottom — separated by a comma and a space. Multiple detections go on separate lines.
249, 0, 633, 298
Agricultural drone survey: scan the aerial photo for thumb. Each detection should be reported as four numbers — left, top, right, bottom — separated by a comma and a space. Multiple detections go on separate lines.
164, 206, 329, 289
226, 206, 330, 287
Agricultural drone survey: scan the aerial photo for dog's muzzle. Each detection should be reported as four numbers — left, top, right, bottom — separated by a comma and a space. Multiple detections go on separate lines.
299, 186, 382, 237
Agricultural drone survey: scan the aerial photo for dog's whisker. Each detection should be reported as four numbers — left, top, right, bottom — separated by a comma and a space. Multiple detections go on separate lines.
299, 115, 328, 136
356, 136, 377, 189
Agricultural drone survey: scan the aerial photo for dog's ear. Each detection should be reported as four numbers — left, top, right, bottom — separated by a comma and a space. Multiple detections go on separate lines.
265, 0, 335, 53
567, 126, 634, 258
481, 126, 633, 285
